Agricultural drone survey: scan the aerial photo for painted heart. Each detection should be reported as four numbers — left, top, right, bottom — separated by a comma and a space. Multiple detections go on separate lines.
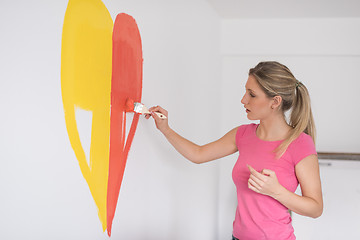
61, 0, 142, 236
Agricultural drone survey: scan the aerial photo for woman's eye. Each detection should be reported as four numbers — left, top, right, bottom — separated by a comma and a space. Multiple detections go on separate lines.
250, 93, 255, 97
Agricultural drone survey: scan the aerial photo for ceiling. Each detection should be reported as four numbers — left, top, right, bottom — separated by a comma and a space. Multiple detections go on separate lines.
206, 0, 360, 19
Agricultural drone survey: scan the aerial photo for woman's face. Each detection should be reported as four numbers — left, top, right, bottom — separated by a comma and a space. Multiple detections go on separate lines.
241, 75, 274, 120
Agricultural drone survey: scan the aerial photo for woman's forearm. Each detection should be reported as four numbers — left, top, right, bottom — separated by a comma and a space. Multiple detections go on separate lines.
161, 127, 202, 163
248, 165, 323, 218
161, 126, 239, 164
274, 186, 323, 218
148, 106, 238, 164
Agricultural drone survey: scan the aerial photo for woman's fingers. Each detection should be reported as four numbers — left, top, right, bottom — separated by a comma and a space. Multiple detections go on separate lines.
249, 173, 262, 186
261, 169, 274, 176
247, 165, 266, 181
248, 177, 262, 191
248, 181, 260, 193
247, 166, 282, 198
148, 106, 156, 112
149, 105, 168, 117
151, 111, 160, 120
147, 105, 169, 120
145, 105, 169, 133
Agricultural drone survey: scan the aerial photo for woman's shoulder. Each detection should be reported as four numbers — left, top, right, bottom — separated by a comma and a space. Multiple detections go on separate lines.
236, 123, 257, 138
293, 132, 315, 146
287, 132, 316, 155
287, 132, 317, 164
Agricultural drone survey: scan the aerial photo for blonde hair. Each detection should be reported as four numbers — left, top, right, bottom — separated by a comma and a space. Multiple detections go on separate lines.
249, 61, 316, 156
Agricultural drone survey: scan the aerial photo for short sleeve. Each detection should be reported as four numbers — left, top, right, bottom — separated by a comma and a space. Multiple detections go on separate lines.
291, 133, 317, 165
235, 125, 246, 147
235, 124, 256, 146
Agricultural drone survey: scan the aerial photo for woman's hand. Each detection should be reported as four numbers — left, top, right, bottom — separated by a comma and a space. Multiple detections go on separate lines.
145, 105, 169, 133
247, 165, 285, 199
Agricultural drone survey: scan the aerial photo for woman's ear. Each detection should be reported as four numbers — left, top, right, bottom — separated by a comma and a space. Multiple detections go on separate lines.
271, 95, 282, 110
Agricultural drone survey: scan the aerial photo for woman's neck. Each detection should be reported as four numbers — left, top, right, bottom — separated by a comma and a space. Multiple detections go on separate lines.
257, 115, 291, 141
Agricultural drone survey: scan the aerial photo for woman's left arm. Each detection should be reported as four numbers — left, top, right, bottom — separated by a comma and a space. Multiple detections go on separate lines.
248, 154, 323, 218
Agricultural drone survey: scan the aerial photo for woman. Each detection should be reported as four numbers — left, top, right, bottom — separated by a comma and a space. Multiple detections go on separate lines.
146, 61, 323, 240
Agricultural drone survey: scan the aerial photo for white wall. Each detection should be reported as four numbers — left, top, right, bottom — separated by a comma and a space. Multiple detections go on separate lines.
217, 18, 360, 239
2, 1, 360, 239
0, 0, 222, 239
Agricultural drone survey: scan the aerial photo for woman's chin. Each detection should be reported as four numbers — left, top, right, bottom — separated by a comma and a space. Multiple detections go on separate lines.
246, 114, 257, 121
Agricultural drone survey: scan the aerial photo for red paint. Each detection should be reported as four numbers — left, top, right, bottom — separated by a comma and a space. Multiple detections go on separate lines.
107, 13, 143, 236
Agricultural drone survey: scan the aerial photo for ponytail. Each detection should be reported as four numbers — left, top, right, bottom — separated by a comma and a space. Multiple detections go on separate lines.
278, 82, 316, 157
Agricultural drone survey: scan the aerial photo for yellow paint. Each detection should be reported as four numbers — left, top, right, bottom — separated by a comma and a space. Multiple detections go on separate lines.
61, 0, 113, 231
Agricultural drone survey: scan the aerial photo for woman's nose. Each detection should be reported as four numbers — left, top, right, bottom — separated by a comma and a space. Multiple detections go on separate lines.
241, 95, 246, 105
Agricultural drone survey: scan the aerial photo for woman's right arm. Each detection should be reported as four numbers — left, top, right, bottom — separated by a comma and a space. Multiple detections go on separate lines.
147, 106, 238, 164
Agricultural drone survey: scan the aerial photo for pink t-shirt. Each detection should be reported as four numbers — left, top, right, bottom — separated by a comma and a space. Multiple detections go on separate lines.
232, 124, 317, 240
